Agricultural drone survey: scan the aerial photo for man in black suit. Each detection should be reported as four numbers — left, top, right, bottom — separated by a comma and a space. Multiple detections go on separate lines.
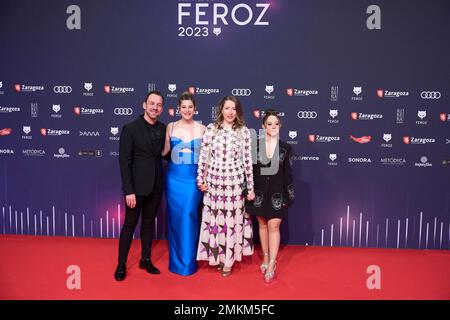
114, 90, 166, 281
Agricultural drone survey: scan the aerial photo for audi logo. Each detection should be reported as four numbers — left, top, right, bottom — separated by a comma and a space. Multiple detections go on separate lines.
231, 89, 251, 96
297, 111, 317, 119
420, 91, 441, 99
53, 86, 72, 93
114, 108, 133, 115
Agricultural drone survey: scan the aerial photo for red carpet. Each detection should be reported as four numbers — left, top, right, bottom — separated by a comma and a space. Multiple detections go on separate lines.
0, 235, 449, 300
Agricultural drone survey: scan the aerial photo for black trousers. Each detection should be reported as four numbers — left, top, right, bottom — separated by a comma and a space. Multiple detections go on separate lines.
118, 191, 162, 264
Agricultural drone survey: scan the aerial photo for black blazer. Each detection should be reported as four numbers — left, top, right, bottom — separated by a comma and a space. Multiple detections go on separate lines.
119, 116, 166, 196
252, 139, 294, 208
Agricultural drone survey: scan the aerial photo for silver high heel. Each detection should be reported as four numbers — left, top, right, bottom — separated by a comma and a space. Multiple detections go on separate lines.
260, 252, 269, 274
264, 259, 277, 283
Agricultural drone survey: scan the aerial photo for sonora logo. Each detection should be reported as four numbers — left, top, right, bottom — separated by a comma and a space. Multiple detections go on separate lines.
114, 108, 133, 115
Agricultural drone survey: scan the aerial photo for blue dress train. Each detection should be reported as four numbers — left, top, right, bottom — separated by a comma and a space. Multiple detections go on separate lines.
165, 137, 202, 276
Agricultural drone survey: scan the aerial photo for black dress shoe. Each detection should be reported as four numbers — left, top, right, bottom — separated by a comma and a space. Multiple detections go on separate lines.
139, 258, 160, 274
114, 263, 126, 281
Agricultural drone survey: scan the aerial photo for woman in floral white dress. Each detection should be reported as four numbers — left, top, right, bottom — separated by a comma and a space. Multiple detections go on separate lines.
196, 96, 255, 276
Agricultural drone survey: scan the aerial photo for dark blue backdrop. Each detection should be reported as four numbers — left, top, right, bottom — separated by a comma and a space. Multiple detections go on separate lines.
0, 0, 449, 250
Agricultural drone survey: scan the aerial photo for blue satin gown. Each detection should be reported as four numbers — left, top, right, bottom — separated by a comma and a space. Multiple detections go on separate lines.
165, 137, 202, 275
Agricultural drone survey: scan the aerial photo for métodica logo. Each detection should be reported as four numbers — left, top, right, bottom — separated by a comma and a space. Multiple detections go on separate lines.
22, 149, 46, 157
380, 157, 406, 166
177, 1, 270, 38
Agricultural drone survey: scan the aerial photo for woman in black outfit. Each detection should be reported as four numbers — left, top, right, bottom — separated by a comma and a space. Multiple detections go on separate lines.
246, 109, 294, 283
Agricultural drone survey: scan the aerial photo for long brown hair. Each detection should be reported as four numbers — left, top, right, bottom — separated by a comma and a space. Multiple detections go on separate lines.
214, 95, 245, 129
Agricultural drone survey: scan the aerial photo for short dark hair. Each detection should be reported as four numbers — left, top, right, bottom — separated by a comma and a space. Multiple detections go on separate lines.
145, 90, 164, 103
262, 109, 282, 126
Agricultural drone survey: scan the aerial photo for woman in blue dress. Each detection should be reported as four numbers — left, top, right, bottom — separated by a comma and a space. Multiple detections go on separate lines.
162, 92, 205, 275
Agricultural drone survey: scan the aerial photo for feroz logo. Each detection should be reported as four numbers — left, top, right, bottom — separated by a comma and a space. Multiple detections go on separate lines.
84, 83, 93, 91
289, 131, 297, 139
177, 3, 270, 38
329, 110, 338, 118
111, 127, 119, 136
109, 127, 120, 141
383, 133, 392, 142
353, 87, 362, 96
23, 126, 31, 135
168, 84, 176, 93
53, 104, 61, 113
416, 111, 428, 125
417, 111, 426, 120
265, 85, 274, 94
329, 154, 337, 161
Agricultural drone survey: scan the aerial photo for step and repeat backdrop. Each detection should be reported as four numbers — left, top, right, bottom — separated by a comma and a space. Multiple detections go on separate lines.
0, 0, 449, 249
